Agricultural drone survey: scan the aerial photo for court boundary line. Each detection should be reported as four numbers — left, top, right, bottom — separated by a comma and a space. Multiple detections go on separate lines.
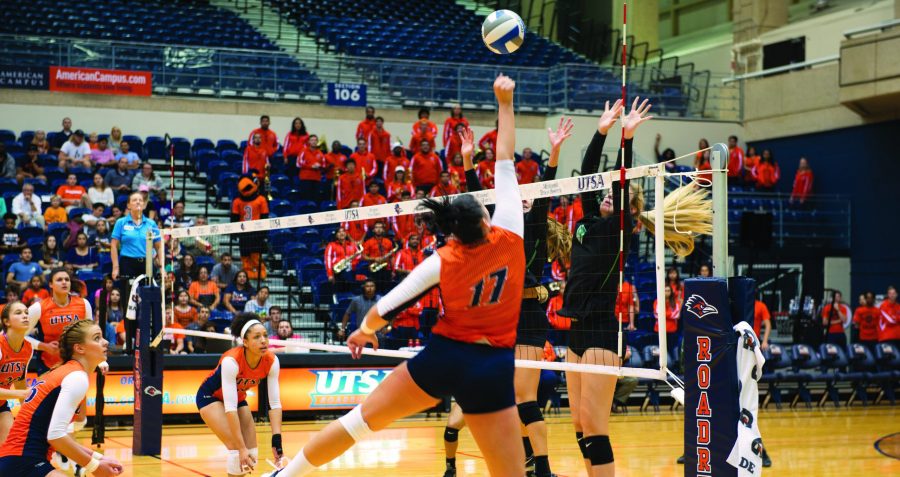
105, 437, 212, 477
874, 432, 900, 460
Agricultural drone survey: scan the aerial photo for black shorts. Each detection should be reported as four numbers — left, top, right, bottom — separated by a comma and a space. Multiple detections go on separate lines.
406, 334, 515, 414
567, 315, 624, 357
516, 298, 548, 347
0, 456, 54, 477
0, 401, 10, 413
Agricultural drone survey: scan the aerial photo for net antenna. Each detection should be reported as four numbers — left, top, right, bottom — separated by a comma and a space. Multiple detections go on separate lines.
615, 0, 628, 364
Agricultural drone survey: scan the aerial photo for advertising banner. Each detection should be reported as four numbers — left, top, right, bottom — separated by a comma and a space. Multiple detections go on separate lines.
49, 66, 152, 96
8, 367, 393, 416
0, 65, 49, 90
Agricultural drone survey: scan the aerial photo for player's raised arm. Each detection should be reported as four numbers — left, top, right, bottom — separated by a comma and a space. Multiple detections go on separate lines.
490, 75, 523, 238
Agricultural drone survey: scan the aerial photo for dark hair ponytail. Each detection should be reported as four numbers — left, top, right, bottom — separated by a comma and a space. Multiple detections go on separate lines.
230, 312, 265, 339
420, 195, 486, 245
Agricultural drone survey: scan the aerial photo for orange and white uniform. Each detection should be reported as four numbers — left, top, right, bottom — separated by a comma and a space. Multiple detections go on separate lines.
197, 346, 281, 412
653, 299, 682, 333
325, 239, 358, 279
28, 296, 92, 369
374, 160, 524, 347
879, 300, 900, 342
0, 335, 32, 411
0, 360, 88, 460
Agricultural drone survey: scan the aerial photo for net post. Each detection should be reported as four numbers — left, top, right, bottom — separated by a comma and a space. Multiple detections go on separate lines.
133, 285, 163, 455
711, 143, 730, 277
145, 231, 153, 277
654, 171, 667, 371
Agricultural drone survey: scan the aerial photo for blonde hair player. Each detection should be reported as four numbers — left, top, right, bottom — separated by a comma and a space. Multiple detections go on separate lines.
440, 117, 573, 477
0, 320, 123, 477
264, 75, 527, 477
0, 301, 33, 443
195, 313, 283, 476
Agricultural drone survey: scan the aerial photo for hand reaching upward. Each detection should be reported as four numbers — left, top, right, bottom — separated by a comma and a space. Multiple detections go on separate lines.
597, 99, 624, 136
548, 116, 574, 150
622, 96, 653, 139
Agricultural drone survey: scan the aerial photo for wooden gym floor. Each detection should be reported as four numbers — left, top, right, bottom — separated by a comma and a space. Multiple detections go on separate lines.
81, 407, 898, 477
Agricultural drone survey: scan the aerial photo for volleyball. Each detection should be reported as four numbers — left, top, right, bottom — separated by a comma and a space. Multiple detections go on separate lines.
482, 9, 525, 54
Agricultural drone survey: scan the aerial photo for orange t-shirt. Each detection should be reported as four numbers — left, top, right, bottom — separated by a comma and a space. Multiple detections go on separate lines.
22, 288, 50, 306
205, 347, 276, 403
173, 305, 198, 327
615, 282, 636, 323
853, 305, 880, 342
56, 185, 86, 206
653, 299, 681, 333
189, 281, 219, 304
878, 301, 900, 342
822, 303, 850, 334
433, 226, 525, 348
231, 195, 269, 222
753, 300, 771, 337
43, 206, 68, 225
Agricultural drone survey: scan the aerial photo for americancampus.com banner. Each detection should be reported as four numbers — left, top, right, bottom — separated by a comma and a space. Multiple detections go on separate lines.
49, 66, 152, 96
0, 65, 49, 90
7, 367, 393, 416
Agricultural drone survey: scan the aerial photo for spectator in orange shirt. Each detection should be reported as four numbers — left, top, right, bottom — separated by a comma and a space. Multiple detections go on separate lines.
325, 140, 347, 180
336, 159, 365, 209
324, 227, 359, 292
409, 139, 442, 194
478, 120, 498, 152
56, 173, 88, 209
411, 108, 438, 147
429, 171, 459, 198
362, 221, 395, 291
383, 142, 409, 184
654, 285, 682, 355
695, 138, 712, 184
350, 138, 377, 184
249, 114, 279, 156
727, 135, 744, 183
386, 166, 413, 203
753, 298, 772, 351
852, 292, 879, 351
476, 148, 496, 189
42, 195, 68, 226
752, 150, 780, 191
297, 134, 325, 202
447, 152, 466, 191
615, 280, 638, 330
822, 291, 852, 347
410, 121, 436, 154
790, 157, 814, 206
444, 122, 465, 164
744, 146, 760, 177
242, 132, 270, 177
393, 232, 424, 280
356, 105, 376, 141
368, 116, 392, 167
282, 116, 309, 176
442, 104, 469, 148
516, 147, 540, 184
880, 286, 900, 345
361, 182, 387, 227
341, 200, 368, 242
390, 191, 416, 243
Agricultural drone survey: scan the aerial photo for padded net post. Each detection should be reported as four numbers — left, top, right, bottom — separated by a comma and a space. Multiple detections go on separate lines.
711, 142, 730, 278
654, 171, 667, 371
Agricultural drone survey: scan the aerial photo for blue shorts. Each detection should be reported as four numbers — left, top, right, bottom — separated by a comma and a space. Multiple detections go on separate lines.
196, 392, 249, 411
0, 456, 54, 477
406, 334, 515, 414
0, 401, 10, 413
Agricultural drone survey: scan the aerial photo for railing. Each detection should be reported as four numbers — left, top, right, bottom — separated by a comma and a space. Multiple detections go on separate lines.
1, 34, 740, 120
727, 190, 851, 250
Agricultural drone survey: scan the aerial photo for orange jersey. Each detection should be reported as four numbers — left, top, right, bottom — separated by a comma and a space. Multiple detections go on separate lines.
448, 164, 467, 189
753, 162, 779, 188
433, 226, 525, 347
386, 181, 414, 203
173, 305, 198, 327
390, 213, 416, 243
350, 151, 378, 181
296, 148, 325, 181
282, 132, 308, 159
878, 301, 900, 342
516, 159, 540, 184
0, 360, 85, 459
204, 347, 276, 404
31, 296, 90, 368
653, 299, 682, 333
853, 305, 880, 342
337, 171, 365, 209
231, 195, 269, 222
324, 152, 347, 180
342, 220, 367, 242
443, 117, 469, 146
55, 185, 86, 206
478, 130, 498, 151
477, 160, 496, 189
356, 118, 376, 141
0, 335, 32, 408
383, 154, 410, 185
429, 183, 459, 198
363, 236, 395, 270
249, 128, 279, 156
393, 300, 422, 329
410, 152, 443, 187
445, 133, 462, 164
615, 282, 636, 323
367, 128, 392, 162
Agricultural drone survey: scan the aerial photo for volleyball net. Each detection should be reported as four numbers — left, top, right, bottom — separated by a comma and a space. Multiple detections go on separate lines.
159, 152, 723, 382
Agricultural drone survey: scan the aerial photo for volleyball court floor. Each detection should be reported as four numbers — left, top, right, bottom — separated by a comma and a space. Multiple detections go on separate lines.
83, 407, 898, 477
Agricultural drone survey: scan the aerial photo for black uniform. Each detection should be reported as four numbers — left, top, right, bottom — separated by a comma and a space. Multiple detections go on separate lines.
558, 132, 633, 356
466, 164, 557, 347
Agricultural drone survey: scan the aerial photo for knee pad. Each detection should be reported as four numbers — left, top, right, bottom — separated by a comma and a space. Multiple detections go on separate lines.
516, 401, 544, 426
338, 405, 374, 442
576, 432, 587, 458
584, 435, 613, 466
444, 427, 460, 443
68, 418, 87, 434
226, 449, 247, 475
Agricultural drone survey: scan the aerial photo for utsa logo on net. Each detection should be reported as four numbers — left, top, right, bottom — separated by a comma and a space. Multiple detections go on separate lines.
684, 295, 718, 319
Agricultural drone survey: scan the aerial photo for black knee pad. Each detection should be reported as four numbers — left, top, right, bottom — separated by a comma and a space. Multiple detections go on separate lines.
516, 401, 544, 426
576, 432, 587, 458
584, 435, 613, 466
444, 427, 460, 443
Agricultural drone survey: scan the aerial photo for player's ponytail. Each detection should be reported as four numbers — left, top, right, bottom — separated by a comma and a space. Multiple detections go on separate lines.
546, 217, 571, 265
59, 320, 95, 362
638, 184, 713, 257
420, 195, 486, 245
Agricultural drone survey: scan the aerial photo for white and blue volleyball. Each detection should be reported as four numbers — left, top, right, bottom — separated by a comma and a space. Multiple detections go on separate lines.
482, 10, 525, 55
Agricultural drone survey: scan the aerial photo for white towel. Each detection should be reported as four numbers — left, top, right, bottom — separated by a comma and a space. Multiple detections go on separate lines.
726, 321, 766, 476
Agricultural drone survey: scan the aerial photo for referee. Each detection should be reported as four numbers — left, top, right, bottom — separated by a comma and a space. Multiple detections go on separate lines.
111, 191, 164, 353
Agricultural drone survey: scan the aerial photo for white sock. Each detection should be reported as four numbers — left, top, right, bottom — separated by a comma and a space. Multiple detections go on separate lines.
280, 449, 318, 476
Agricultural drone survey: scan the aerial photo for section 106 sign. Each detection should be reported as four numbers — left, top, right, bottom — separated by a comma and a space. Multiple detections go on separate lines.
327, 82, 367, 107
